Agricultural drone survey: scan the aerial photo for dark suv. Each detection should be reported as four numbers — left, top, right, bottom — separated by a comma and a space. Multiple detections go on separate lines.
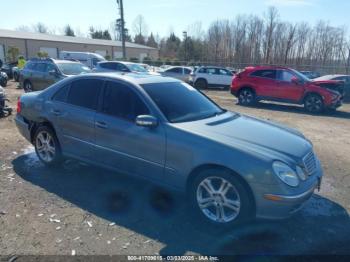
20, 58, 91, 92
231, 66, 344, 113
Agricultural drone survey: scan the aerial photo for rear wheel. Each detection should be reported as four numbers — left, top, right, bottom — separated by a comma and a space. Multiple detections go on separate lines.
304, 94, 324, 113
34, 126, 63, 167
24, 81, 33, 92
189, 168, 254, 230
238, 88, 256, 106
195, 79, 208, 89
14, 72, 19, 82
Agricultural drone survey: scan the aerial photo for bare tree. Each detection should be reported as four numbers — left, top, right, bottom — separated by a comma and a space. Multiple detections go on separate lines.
132, 15, 148, 37
33, 22, 48, 34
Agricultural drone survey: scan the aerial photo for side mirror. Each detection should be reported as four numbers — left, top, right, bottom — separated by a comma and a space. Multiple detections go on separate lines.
291, 77, 300, 85
136, 115, 158, 128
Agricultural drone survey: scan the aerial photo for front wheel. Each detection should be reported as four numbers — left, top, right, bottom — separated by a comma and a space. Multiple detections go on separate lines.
304, 94, 324, 113
238, 88, 256, 106
34, 126, 63, 167
189, 168, 254, 229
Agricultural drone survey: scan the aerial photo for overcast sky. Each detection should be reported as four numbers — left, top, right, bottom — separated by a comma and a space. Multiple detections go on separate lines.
2, 0, 350, 38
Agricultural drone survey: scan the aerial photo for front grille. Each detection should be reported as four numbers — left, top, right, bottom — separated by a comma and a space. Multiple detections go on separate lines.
303, 151, 317, 176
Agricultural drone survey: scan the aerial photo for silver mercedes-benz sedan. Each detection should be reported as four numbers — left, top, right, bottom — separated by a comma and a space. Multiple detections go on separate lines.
15, 73, 323, 228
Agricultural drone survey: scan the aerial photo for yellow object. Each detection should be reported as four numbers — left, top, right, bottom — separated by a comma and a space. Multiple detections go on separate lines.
18, 58, 26, 69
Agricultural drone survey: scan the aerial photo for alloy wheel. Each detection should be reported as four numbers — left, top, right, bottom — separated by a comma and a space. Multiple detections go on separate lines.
196, 176, 241, 223
239, 89, 254, 105
305, 96, 323, 113
24, 82, 33, 92
35, 131, 56, 163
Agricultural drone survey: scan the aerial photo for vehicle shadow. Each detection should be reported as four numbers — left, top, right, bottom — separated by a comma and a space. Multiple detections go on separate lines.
12, 154, 350, 255
244, 101, 350, 120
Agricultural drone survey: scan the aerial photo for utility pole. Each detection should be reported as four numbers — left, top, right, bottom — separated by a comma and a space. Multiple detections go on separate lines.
183, 31, 188, 64
117, 0, 126, 60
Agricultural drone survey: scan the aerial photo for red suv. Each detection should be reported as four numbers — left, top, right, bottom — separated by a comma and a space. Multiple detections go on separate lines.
231, 66, 344, 113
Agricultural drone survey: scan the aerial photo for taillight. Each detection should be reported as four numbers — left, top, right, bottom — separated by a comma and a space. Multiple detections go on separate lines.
17, 97, 21, 114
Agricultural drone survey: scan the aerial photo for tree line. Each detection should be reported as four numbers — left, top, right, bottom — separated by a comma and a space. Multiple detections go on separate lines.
15, 7, 350, 73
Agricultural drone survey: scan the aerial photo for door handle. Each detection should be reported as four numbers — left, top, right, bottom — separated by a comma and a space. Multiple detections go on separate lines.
51, 109, 62, 116
95, 121, 108, 129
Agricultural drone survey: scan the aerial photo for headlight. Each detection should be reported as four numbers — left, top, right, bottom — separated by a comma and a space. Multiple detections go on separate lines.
296, 166, 307, 181
272, 161, 299, 187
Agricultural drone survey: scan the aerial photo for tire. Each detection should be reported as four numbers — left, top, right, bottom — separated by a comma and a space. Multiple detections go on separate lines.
194, 79, 208, 89
0, 79, 7, 87
24, 81, 33, 93
189, 167, 254, 231
238, 88, 256, 106
34, 126, 63, 167
14, 72, 19, 82
304, 94, 324, 113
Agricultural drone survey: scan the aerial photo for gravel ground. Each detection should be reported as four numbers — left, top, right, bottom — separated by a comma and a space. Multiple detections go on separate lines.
0, 81, 349, 256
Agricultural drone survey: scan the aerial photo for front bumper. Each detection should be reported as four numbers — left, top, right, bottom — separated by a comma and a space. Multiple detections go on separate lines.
254, 160, 323, 220
15, 115, 32, 142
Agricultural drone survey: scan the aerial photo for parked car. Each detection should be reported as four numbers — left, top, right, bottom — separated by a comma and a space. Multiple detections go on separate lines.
0, 61, 17, 79
189, 66, 234, 89
19, 58, 91, 92
94, 61, 159, 75
59, 51, 106, 69
160, 66, 193, 82
300, 71, 321, 79
313, 74, 350, 102
15, 73, 323, 228
231, 66, 344, 113
0, 71, 8, 87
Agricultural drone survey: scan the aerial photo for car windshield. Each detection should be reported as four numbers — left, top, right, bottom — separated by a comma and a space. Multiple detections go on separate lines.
57, 63, 91, 75
127, 64, 148, 73
293, 69, 311, 82
142, 82, 226, 123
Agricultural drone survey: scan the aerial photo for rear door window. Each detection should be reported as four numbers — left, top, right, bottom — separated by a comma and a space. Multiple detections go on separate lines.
35, 63, 47, 72
67, 79, 104, 110
277, 70, 295, 82
250, 70, 277, 80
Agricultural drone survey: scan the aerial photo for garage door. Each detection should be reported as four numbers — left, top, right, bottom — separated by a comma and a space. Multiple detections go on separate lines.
40, 47, 58, 58
0, 45, 5, 62
114, 51, 123, 59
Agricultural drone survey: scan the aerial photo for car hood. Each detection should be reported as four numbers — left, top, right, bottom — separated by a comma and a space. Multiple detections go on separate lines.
176, 112, 312, 162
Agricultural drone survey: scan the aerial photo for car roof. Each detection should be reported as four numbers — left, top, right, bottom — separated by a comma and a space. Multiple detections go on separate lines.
74, 72, 181, 85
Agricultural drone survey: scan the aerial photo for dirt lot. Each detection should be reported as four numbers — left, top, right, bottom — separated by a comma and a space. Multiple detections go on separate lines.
0, 80, 350, 256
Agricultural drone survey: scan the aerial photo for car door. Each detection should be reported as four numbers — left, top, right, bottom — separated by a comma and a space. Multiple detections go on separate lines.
94, 80, 166, 181
206, 68, 220, 86
43, 63, 60, 88
31, 63, 47, 90
48, 78, 104, 160
276, 69, 305, 102
218, 68, 234, 86
249, 69, 278, 98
